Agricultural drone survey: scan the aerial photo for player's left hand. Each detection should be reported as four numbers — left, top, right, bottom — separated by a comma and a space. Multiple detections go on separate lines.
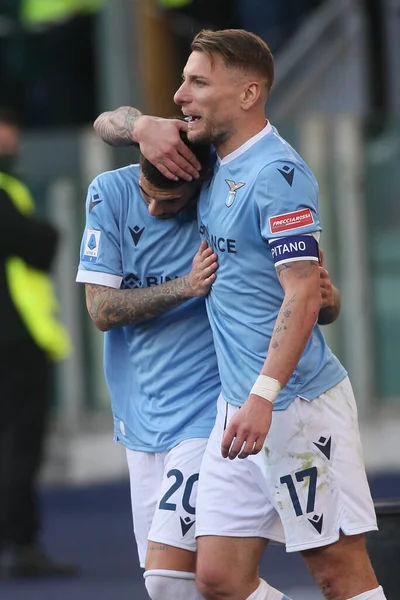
221, 394, 273, 460
319, 249, 334, 309
188, 240, 218, 296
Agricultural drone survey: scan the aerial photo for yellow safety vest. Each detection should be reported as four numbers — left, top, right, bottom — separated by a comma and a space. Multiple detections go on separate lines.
21, 0, 105, 26
0, 172, 71, 362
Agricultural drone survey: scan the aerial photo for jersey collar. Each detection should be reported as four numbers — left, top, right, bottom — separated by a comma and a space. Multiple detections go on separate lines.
218, 121, 273, 166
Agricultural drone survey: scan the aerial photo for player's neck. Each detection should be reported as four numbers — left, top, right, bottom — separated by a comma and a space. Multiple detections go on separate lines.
216, 116, 268, 160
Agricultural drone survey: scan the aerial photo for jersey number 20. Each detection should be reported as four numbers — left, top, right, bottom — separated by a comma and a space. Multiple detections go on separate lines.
159, 469, 199, 515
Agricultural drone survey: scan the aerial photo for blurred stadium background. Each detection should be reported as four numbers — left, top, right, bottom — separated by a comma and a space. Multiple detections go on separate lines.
0, 0, 399, 598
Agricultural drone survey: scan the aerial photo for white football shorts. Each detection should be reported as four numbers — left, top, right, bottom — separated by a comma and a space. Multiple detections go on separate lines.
126, 437, 207, 567
196, 377, 378, 552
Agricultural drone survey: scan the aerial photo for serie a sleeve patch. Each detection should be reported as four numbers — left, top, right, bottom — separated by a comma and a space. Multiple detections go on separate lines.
269, 234, 319, 266
82, 229, 101, 263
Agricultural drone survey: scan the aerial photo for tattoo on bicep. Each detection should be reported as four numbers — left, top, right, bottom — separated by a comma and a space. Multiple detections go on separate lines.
276, 260, 318, 280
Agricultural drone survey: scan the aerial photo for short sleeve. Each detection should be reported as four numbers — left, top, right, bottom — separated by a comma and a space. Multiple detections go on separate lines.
256, 160, 322, 242
76, 173, 123, 288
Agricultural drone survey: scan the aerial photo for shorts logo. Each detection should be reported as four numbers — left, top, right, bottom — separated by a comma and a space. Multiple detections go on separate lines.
269, 209, 314, 234
313, 436, 331, 460
225, 179, 246, 207
82, 229, 101, 262
180, 516, 195, 536
308, 513, 323, 534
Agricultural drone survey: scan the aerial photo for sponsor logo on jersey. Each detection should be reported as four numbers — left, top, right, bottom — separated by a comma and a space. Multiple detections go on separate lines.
82, 229, 101, 262
269, 208, 314, 234
120, 273, 179, 289
128, 225, 145, 246
121, 273, 142, 289
199, 222, 237, 254
225, 179, 246, 207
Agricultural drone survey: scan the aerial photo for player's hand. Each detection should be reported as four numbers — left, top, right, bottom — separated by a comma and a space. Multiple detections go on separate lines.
187, 241, 218, 296
221, 394, 273, 460
319, 249, 334, 309
135, 116, 201, 181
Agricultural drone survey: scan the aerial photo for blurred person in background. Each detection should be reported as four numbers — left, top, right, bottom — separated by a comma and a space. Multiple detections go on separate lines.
0, 107, 75, 579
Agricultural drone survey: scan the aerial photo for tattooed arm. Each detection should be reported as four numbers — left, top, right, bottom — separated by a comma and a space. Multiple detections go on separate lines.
93, 106, 143, 147
93, 106, 201, 181
85, 241, 218, 331
222, 259, 321, 460
86, 277, 195, 331
261, 260, 321, 386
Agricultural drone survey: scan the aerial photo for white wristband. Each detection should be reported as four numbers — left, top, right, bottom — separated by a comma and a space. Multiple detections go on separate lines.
250, 375, 282, 405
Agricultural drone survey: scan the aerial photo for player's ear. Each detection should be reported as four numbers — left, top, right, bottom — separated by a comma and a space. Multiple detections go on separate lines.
241, 82, 260, 111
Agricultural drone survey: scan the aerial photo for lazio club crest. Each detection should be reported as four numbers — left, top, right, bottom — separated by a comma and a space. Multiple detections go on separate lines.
225, 179, 246, 207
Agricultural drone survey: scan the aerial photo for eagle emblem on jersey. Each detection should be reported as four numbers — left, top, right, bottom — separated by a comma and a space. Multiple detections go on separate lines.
225, 179, 246, 207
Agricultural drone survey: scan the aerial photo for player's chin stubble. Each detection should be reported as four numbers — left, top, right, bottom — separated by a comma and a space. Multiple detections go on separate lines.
188, 123, 227, 147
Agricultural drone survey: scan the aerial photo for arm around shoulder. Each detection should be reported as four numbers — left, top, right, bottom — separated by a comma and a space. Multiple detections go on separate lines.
93, 106, 144, 147
84, 241, 218, 331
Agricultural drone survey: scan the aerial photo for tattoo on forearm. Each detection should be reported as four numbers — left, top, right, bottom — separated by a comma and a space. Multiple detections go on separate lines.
271, 295, 296, 349
94, 106, 142, 147
86, 276, 194, 329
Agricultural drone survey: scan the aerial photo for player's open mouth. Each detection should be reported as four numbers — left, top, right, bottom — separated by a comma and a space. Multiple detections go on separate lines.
185, 115, 202, 124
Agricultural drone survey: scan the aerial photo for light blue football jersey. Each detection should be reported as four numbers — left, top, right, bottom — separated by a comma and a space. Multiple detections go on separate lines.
76, 165, 220, 452
197, 123, 346, 410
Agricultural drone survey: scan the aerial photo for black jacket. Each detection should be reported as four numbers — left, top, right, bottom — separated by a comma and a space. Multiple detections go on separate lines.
0, 186, 59, 345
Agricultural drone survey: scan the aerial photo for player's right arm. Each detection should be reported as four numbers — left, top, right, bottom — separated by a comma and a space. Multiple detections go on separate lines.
85, 241, 217, 331
93, 106, 201, 181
